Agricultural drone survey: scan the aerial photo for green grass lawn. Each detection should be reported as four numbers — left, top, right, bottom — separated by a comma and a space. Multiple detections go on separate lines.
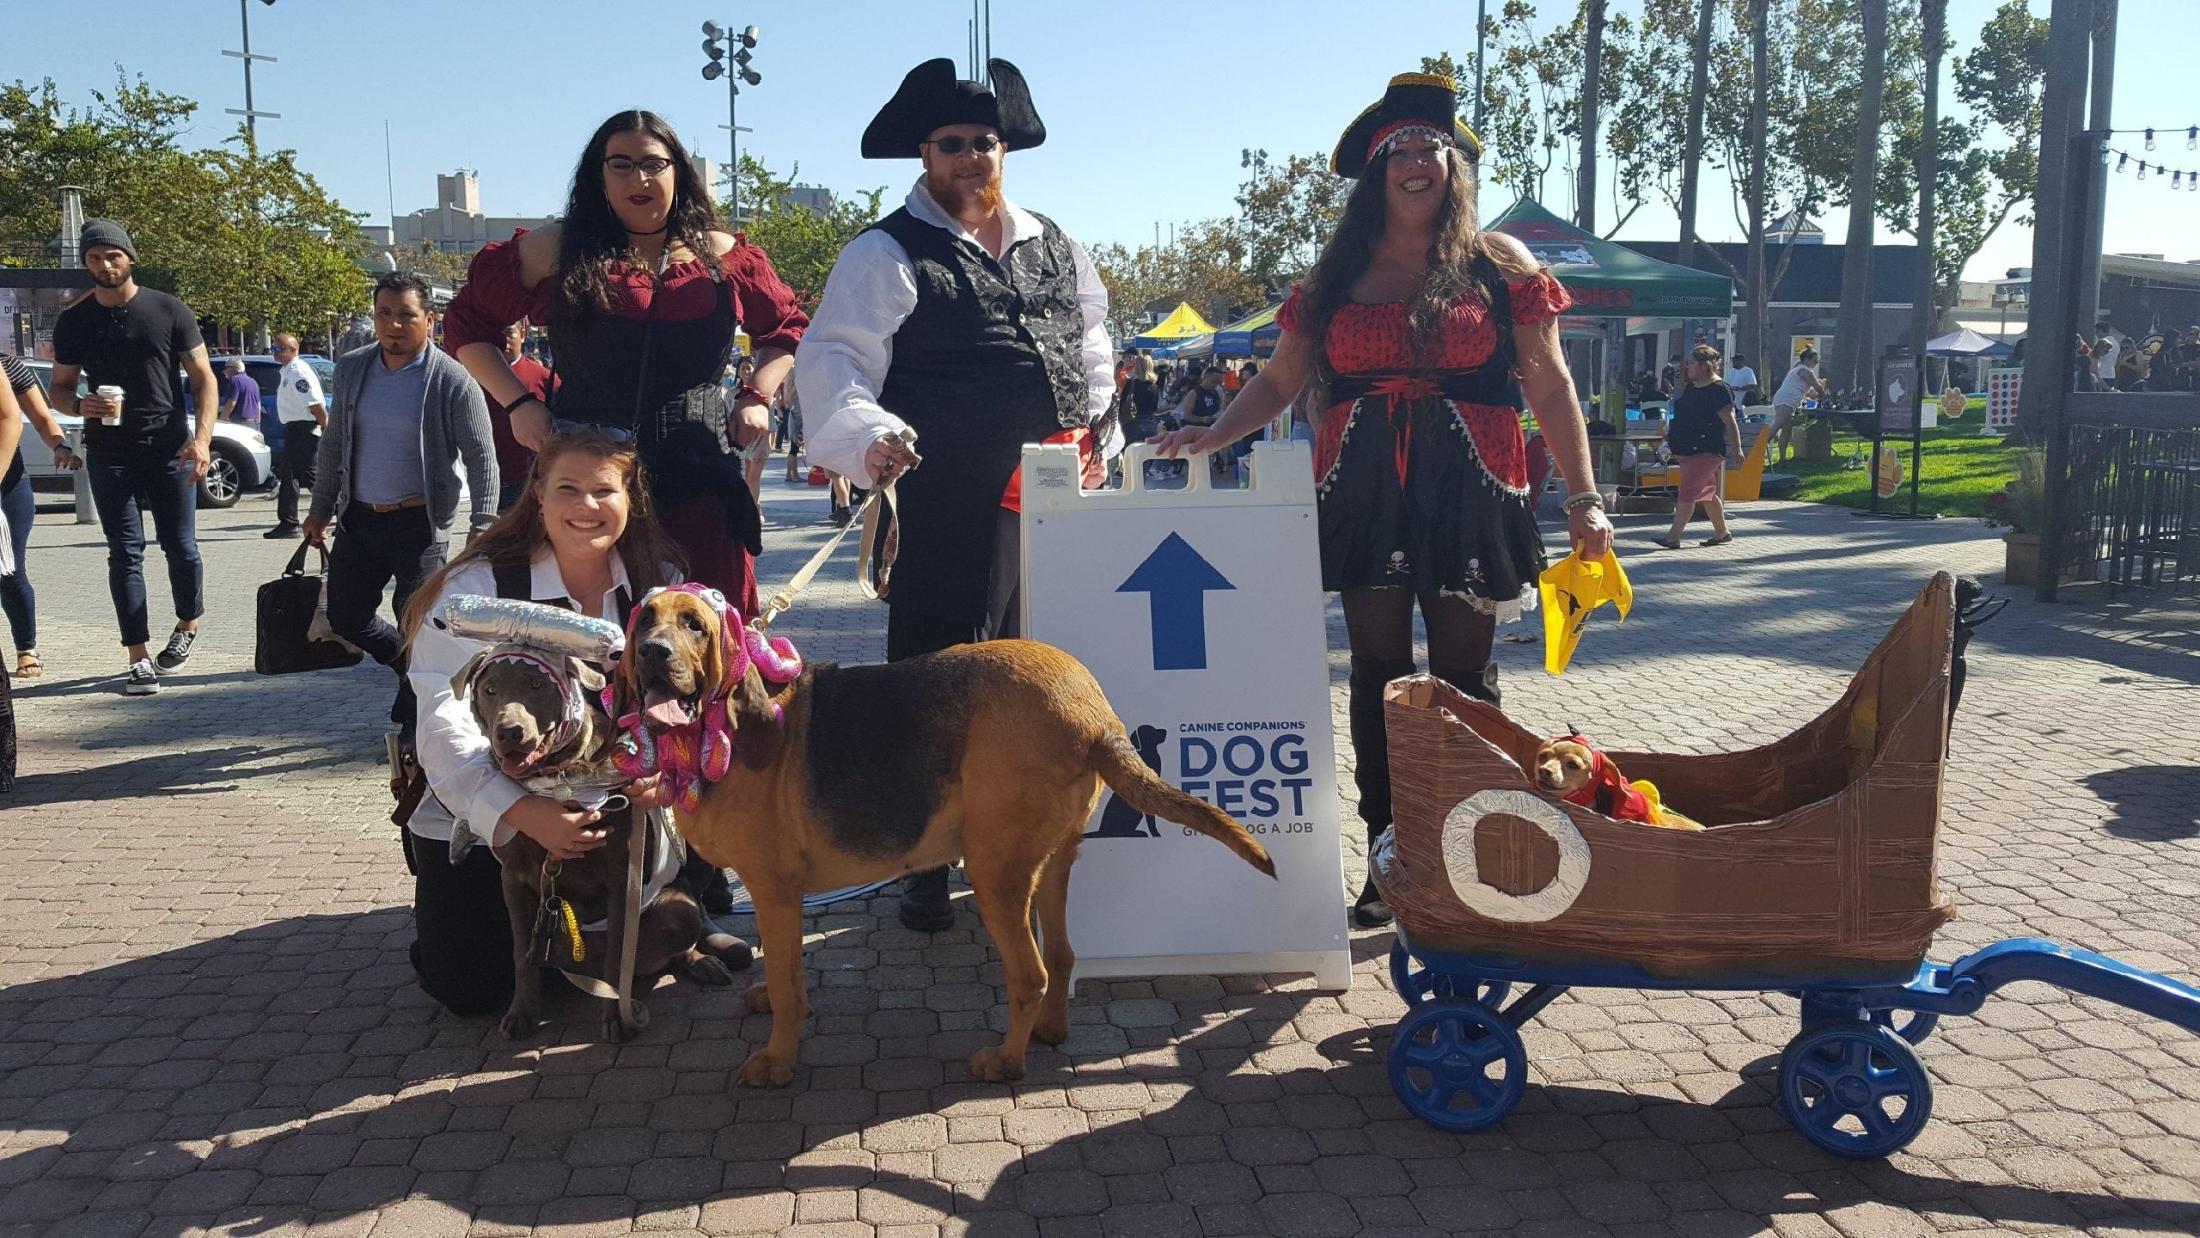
1780, 416, 2021, 519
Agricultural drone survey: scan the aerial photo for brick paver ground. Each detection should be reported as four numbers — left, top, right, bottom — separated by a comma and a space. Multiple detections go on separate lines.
4, 474, 2197, 1238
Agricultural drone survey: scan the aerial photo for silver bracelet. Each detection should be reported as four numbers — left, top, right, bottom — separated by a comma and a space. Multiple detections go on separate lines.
1562, 490, 1605, 513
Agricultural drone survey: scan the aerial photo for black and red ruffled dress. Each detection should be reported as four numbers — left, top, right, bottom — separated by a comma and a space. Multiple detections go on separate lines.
1282, 263, 1572, 618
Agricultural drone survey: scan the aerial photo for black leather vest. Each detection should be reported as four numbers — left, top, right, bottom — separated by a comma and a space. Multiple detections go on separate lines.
867, 206, 1088, 614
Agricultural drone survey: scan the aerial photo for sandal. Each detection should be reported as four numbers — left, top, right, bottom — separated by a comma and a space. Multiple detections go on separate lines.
13, 650, 40, 679
1651, 537, 1684, 550
1701, 534, 1735, 547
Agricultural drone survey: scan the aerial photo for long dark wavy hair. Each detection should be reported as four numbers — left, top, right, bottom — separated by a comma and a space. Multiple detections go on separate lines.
1296, 147, 1488, 375
554, 110, 720, 322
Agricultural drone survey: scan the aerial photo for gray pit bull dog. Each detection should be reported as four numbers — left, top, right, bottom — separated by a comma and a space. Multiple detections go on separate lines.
458, 648, 746, 1042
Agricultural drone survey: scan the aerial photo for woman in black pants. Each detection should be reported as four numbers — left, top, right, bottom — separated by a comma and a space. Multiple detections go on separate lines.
395, 429, 708, 1016
2, 355, 77, 679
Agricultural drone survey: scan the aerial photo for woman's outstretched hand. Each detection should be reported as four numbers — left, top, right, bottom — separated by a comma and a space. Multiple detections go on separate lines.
1149, 426, 1225, 459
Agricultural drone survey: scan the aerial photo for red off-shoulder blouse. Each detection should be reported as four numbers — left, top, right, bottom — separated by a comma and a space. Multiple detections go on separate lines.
442, 228, 809, 356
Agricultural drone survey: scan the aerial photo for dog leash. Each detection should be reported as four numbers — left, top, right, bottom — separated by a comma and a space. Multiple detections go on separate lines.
755, 428, 915, 628
535, 800, 654, 1034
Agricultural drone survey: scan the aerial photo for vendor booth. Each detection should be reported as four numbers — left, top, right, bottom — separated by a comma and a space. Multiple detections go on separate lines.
1129, 302, 1216, 353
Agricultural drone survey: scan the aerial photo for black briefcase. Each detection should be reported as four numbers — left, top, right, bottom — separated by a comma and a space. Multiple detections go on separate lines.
255, 542, 365, 675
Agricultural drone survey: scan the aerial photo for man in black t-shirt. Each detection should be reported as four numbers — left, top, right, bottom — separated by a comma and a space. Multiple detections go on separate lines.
50, 219, 221, 696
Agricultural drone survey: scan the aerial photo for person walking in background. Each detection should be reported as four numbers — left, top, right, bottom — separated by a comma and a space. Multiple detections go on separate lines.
266, 333, 329, 539
443, 110, 807, 620
483, 320, 555, 512
2, 354, 74, 679
1659, 353, 1682, 397
217, 356, 261, 427
1150, 72, 1611, 928
1769, 347, 1827, 463
1122, 354, 1162, 440
1726, 353, 1758, 406
49, 219, 219, 696
1652, 344, 1743, 550
304, 272, 498, 747
799, 57, 1117, 932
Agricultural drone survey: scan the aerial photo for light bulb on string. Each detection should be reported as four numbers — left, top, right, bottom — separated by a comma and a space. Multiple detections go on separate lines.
2188, 126, 2197, 150
2137, 162, 2147, 180
2144, 128, 2155, 150
2116, 152, 2128, 173
2101, 140, 2112, 165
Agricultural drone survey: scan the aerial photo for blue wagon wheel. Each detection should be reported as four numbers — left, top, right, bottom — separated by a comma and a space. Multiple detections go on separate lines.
1387, 940, 1512, 1010
1777, 1022, 1935, 1158
1387, 998, 1528, 1132
1798, 994, 1939, 1047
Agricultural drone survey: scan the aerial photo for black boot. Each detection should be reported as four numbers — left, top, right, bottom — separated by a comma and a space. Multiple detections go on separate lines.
899, 866, 954, 932
1348, 656, 1414, 928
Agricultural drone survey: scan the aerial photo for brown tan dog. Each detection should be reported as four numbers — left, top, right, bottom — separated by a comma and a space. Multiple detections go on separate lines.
621, 588, 1278, 1087
462, 651, 741, 1043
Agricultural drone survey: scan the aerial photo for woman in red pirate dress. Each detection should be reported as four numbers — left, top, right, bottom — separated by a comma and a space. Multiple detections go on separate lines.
1154, 72, 1613, 928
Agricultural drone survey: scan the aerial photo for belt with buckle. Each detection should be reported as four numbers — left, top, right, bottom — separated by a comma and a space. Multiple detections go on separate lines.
362, 496, 427, 513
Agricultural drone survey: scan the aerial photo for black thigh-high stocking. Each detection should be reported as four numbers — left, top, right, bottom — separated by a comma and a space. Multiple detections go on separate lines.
1341, 588, 1416, 926
1421, 590, 1502, 707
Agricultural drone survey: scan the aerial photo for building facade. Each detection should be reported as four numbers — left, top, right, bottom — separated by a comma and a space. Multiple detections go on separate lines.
392, 171, 555, 256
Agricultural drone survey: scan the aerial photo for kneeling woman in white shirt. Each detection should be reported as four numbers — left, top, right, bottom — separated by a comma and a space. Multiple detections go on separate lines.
397, 428, 723, 1017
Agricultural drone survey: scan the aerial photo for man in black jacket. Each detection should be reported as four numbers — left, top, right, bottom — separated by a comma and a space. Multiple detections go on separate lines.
796, 59, 1118, 930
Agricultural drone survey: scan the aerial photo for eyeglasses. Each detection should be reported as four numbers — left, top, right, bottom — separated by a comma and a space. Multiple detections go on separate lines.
922, 134, 1003, 156
551, 419, 636, 445
602, 156, 676, 178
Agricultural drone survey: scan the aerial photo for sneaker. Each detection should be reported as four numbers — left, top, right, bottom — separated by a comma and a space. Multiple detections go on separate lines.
124, 659, 161, 695
264, 524, 300, 540
155, 628, 197, 671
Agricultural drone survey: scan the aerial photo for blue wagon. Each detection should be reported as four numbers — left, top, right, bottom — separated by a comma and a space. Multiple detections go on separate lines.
1374, 575, 2200, 1158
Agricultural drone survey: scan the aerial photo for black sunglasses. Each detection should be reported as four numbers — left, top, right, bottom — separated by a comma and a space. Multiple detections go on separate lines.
923, 134, 1003, 156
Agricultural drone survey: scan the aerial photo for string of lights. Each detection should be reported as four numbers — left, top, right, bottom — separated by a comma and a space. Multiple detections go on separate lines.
2100, 143, 2200, 191
2089, 125, 2200, 147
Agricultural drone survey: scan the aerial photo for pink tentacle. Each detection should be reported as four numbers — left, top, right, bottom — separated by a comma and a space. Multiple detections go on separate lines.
742, 626, 804, 684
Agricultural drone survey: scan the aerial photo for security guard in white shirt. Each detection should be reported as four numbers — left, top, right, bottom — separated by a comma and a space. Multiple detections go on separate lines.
268, 332, 329, 539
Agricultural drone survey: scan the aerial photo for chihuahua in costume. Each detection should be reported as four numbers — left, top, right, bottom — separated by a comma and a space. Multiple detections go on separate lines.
1534, 730, 1703, 831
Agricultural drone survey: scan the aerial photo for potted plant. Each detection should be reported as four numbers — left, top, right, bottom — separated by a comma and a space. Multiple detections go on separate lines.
1982, 450, 2046, 586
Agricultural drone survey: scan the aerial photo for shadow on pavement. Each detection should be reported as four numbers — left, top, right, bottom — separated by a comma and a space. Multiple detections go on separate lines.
2081, 765, 2200, 841
3, 909, 2197, 1236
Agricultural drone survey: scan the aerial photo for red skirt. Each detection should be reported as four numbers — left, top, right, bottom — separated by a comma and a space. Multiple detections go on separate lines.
1677, 453, 1724, 505
661, 495, 759, 619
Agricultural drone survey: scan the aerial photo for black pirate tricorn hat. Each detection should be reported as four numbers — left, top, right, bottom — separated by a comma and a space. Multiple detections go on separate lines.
861, 58, 1045, 159
1330, 71, 1483, 178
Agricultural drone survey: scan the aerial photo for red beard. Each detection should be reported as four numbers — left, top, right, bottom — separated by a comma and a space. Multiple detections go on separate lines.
931, 168, 1004, 218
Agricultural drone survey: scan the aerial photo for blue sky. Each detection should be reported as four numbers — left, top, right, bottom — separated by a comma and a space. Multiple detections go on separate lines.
5, 1, 2191, 282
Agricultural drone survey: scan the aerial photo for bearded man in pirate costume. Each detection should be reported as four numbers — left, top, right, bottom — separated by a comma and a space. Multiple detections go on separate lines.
797, 58, 1118, 932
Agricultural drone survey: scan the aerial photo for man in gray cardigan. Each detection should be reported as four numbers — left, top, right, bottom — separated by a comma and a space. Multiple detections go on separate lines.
305, 271, 496, 741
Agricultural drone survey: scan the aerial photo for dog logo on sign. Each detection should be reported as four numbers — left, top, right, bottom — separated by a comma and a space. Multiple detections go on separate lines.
1085, 724, 1168, 839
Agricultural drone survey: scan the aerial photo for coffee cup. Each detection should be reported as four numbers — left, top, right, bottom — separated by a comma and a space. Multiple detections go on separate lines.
94, 385, 125, 427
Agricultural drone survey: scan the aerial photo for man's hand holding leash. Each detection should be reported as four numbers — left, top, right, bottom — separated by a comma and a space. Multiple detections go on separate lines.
865, 430, 922, 486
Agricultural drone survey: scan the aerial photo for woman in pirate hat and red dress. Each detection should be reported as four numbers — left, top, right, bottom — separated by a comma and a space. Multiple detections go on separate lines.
1155, 72, 1614, 927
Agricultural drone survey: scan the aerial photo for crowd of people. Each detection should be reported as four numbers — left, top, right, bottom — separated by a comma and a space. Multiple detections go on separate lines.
1, 63, 1623, 1007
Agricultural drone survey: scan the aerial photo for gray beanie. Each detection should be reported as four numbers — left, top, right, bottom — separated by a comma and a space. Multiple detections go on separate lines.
78, 218, 137, 261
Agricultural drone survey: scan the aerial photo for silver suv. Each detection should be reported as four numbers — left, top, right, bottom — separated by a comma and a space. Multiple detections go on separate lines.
16, 359, 275, 508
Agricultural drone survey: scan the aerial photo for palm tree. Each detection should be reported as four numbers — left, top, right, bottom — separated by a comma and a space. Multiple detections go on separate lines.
1832, 0, 1890, 394
1676, 0, 1717, 269
1577, 0, 1609, 231
1744, 0, 1772, 372
1913, 0, 1948, 351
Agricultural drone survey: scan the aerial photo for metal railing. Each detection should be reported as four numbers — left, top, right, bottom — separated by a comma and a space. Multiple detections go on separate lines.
2053, 396, 2200, 598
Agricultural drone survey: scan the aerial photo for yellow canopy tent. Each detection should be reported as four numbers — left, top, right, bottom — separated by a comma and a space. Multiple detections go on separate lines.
1129, 303, 1215, 350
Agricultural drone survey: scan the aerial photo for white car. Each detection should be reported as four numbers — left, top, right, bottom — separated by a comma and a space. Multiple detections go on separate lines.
16, 359, 276, 508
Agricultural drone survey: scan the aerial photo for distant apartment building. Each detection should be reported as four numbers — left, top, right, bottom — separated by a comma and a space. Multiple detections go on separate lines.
392, 171, 556, 256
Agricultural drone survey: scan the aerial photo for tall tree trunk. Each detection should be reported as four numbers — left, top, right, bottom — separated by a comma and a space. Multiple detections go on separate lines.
1913, 0, 1946, 349
1745, 0, 1771, 373
1577, 0, 1607, 232
1833, 0, 1890, 394
1676, 0, 1716, 268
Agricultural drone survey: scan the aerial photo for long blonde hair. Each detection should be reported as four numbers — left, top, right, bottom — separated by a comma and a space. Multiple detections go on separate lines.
400, 430, 685, 644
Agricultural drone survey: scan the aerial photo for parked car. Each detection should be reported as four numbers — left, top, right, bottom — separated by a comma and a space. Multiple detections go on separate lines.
16, 359, 275, 509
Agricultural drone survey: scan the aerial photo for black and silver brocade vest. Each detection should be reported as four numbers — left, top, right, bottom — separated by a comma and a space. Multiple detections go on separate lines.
866, 206, 1088, 613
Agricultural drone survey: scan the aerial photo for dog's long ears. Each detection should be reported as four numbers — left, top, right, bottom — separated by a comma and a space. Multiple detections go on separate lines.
729, 664, 785, 771
449, 649, 491, 699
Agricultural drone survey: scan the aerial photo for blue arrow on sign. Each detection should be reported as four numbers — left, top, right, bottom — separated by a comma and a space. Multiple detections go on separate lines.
1117, 532, 1235, 671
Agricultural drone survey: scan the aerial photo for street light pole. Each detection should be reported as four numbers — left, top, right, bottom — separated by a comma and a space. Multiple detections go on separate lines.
702, 22, 762, 224
223, 0, 281, 138
1473, 0, 1488, 129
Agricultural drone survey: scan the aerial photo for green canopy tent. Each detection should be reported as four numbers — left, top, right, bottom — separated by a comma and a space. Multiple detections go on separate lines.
1487, 197, 1732, 319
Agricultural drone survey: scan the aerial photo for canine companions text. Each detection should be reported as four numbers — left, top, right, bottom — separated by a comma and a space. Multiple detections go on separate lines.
622, 588, 1279, 1087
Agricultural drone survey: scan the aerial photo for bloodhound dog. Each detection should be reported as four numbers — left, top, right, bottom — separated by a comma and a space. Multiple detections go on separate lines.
620, 587, 1277, 1088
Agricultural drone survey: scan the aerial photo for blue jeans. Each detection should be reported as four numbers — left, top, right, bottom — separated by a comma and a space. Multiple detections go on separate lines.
327, 505, 445, 737
88, 448, 203, 649
1, 473, 33, 651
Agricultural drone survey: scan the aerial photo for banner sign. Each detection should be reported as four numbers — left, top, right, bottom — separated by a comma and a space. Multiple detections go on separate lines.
1022, 442, 1351, 990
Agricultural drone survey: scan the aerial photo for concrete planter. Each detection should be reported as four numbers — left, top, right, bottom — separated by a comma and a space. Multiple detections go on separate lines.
2003, 532, 2040, 588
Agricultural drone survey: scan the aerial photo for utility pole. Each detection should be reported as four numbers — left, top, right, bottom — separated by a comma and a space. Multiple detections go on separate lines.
1473, 0, 1489, 129
702, 22, 762, 224
223, 0, 280, 138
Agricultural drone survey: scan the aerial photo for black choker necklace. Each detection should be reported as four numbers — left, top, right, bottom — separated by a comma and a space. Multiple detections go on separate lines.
626, 224, 670, 238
